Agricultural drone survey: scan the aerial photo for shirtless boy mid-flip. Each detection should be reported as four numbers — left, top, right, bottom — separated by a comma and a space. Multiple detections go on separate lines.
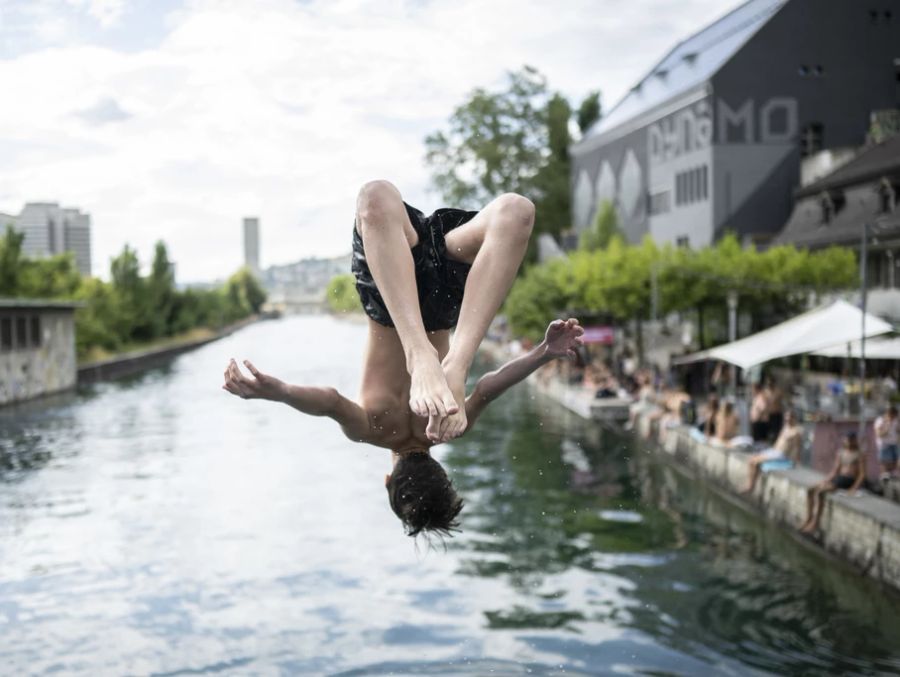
223, 181, 584, 536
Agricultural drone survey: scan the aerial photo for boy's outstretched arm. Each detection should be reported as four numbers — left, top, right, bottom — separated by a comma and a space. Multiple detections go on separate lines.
464, 318, 584, 430
222, 359, 371, 440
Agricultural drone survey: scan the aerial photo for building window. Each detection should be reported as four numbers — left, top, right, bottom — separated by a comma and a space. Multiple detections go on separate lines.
819, 191, 845, 224
879, 180, 897, 213
30, 316, 41, 348
649, 191, 671, 215
676, 236, 690, 248
801, 123, 824, 157
0, 317, 11, 351
15, 316, 28, 349
674, 166, 709, 206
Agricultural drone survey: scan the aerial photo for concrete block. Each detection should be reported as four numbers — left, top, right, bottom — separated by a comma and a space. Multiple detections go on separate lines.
879, 523, 900, 585
724, 451, 751, 492
821, 496, 882, 572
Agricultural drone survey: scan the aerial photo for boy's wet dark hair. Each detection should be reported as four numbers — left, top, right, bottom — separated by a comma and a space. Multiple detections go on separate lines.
386, 452, 463, 538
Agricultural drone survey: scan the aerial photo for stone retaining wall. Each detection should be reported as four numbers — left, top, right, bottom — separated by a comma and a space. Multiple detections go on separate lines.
638, 416, 900, 592
78, 316, 259, 383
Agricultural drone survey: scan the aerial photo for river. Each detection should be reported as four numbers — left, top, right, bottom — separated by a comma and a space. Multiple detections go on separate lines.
1, 316, 898, 676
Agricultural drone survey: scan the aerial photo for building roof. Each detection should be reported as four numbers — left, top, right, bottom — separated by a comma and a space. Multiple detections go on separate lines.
578, 0, 785, 146
772, 137, 900, 249
0, 298, 82, 310
797, 136, 900, 198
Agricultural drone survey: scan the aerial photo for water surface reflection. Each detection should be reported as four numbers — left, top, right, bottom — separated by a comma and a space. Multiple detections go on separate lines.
0, 316, 897, 675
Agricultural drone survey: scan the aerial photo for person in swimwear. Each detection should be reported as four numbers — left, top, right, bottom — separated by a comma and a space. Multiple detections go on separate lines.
800, 431, 866, 534
223, 180, 584, 537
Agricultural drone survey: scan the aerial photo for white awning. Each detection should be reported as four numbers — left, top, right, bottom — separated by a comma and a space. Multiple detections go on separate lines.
673, 300, 893, 370
812, 335, 900, 359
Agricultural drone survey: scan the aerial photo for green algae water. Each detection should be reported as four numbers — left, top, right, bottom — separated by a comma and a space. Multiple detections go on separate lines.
1, 316, 898, 675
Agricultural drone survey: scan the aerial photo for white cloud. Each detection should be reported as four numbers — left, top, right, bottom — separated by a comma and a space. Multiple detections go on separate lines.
0, 0, 738, 280
65, 0, 126, 27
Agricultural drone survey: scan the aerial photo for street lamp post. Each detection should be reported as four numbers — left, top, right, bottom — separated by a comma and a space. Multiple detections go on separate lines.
859, 223, 869, 440
727, 291, 738, 398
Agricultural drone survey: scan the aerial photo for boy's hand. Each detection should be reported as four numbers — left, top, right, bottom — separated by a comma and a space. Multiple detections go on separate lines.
222, 359, 286, 401
542, 318, 584, 359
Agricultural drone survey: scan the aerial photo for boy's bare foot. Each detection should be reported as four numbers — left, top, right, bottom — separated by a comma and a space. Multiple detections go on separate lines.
408, 350, 458, 419
426, 366, 468, 443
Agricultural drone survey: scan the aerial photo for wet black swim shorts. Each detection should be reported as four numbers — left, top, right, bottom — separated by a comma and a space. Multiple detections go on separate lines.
351, 202, 478, 332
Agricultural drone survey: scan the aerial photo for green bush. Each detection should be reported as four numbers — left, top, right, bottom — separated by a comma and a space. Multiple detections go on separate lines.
327, 273, 362, 313
0, 226, 267, 358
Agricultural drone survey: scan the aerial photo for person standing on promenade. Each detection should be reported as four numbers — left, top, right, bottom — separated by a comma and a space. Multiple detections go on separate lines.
800, 431, 866, 534
764, 378, 785, 442
874, 405, 899, 481
223, 180, 585, 537
749, 382, 770, 443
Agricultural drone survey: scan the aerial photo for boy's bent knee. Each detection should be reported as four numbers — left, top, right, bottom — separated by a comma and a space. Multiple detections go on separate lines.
491, 193, 535, 241
357, 180, 403, 225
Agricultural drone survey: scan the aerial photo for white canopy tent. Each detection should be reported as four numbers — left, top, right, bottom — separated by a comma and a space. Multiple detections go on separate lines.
812, 336, 900, 360
673, 300, 893, 370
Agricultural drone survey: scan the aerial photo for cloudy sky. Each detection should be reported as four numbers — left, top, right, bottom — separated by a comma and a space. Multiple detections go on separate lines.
0, 0, 738, 282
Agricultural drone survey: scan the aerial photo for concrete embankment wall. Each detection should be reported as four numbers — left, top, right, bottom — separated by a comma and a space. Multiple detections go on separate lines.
636, 418, 900, 591
523, 365, 900, 592
78, 316, 259, 383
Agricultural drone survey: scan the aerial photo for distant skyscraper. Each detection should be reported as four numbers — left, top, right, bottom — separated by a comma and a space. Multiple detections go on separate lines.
12, 202, 92, 276
243, 217, 260, 274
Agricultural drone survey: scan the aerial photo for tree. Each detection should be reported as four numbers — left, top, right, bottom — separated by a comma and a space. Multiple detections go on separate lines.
326, 273, 362, 313
426, 67, 606, 261
576, 91, 602, 135
147, 241, 176, 338
579, 200, 621, 251
224, 267, 267, 320
425, 66, 549, 210
109, 244, 149, 340
0, 225, 24, 295
531, 92, 573, 241
505, 235, 858, 350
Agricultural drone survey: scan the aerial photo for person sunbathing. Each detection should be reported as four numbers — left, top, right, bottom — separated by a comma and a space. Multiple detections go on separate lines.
741, 410, 803, 494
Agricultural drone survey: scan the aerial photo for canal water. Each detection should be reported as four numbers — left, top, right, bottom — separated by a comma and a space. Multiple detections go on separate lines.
1, 316, 898, 676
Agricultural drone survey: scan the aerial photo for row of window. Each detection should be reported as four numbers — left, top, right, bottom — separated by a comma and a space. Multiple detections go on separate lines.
0, 314, 42, 352
820, 182, 897, 224
646, 165, 710, 215
676, 165, 709, 206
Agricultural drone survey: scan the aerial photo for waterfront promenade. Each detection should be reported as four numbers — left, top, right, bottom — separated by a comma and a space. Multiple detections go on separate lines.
526, 367, 900, 593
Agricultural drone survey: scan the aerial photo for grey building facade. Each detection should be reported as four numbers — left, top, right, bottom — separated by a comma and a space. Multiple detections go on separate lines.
8, 202, 93, 276
243, 217, 260, 274
0, 300, 78, 406
570, 0, 900, 247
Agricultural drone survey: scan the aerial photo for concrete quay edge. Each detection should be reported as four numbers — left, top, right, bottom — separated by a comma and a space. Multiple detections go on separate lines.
77, 316, 260, 384
527, 374, 900, 593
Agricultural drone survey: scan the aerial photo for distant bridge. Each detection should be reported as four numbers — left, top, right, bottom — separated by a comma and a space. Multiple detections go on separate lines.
264, 295, 328, 315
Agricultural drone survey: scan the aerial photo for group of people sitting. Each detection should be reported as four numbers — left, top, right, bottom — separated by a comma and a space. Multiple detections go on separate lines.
694, 382, 874, 535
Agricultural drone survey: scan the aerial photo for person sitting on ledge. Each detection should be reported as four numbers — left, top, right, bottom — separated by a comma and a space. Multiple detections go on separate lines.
741, 409, 803, 494
696, 394, 720, 439
222, 180, 584, 538
713, 401, 740, 445
800, 431, 866, 534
